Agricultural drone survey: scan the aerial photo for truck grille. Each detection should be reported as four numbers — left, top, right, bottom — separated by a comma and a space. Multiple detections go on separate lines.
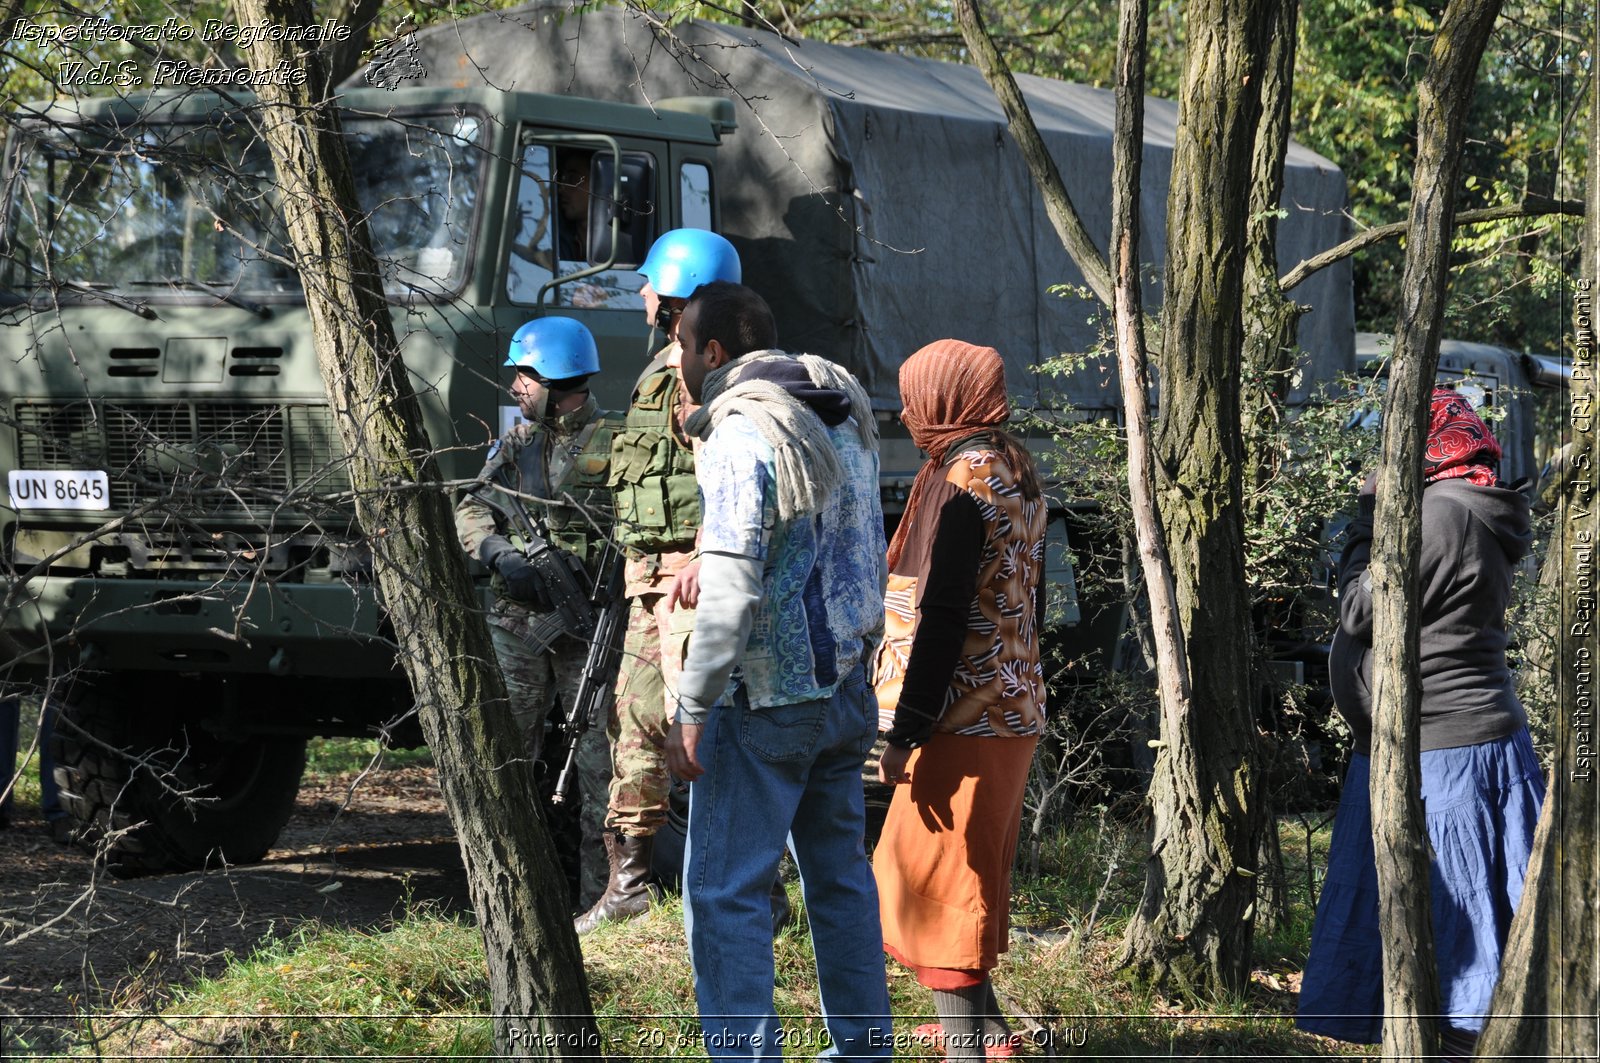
13, 400, 352, 515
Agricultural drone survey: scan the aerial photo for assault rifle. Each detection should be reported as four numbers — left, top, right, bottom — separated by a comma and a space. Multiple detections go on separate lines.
553, 534, 628, 804
481, 480, 595, 649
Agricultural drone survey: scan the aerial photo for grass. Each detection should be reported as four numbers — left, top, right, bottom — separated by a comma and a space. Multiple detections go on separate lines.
75, 908, 496, 1059
4, 696, 47, 809
302, 736, 434, 778
65, 813, 1370, 1060
964, 809, 1359, 1060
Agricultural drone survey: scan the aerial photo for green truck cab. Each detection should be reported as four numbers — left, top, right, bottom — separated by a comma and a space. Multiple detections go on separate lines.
0, 86, 733, 867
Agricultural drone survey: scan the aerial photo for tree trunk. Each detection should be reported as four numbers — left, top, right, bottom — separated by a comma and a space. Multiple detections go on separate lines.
1241, 0, 1308, 498
235, 1, 600, 1054
1109, 0, 1195, 787
321, 0, 386, 89
1116, 0, 1274, 995
1256, 812, 1289, 931
1475, 35, 1600, 1060
951, 0, 1116, 308
1238, 0, 1306, 938
1473, 359, 1599, 1063
1366, 0, 1503, 1058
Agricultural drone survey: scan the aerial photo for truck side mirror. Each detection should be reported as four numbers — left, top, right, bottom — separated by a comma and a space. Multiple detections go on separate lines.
587, 153, 656, 269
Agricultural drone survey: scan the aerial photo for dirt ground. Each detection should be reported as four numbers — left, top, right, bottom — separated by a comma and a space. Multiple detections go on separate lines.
0, 765, 470, 1055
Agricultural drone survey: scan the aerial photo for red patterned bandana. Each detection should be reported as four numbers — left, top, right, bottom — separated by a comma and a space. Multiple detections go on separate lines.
1425, 387, 1500, 487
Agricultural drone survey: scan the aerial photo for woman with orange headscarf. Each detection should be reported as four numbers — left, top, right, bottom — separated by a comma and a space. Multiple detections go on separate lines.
873, 340, 1047, 1061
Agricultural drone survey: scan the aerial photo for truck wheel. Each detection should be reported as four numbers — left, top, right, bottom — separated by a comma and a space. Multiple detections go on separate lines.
50, 690, 306, 873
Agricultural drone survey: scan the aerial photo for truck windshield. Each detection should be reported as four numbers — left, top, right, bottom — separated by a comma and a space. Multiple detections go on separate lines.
4, 110, 484, 299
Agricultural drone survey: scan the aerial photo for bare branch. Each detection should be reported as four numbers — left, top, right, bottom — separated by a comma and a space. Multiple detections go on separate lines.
951, 0, 1115, 307
1109, 0, 1192, 727
1279, 194, 1581, 292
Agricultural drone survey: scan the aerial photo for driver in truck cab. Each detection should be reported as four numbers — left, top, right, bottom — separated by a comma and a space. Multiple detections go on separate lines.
555, 149, 594, 263
454, 315, 619, 912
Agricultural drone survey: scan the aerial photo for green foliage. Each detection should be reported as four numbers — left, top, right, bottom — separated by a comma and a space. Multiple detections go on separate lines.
701, 0, 1189, 94
694, 0, 1583, 357
1025, 366, 1381, 812
3, 696, 46, 808
1040, 358, 1382, 645
10, 0, 1574, 352
4, 1, 237, 105
1290, 0, 1586, 353
1246, 382, 1376, 615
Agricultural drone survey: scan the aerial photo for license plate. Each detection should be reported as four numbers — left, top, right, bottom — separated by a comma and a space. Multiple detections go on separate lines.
7, 470, 111, 511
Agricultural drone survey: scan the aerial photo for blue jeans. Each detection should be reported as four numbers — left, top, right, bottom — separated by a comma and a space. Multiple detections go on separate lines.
684, 665, 892, 1061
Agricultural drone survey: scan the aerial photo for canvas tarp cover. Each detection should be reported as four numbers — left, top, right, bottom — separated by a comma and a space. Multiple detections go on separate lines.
398, 4, 1354, 411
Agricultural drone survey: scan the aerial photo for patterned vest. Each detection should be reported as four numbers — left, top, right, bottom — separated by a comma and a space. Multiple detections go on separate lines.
875, 449, 1047, 737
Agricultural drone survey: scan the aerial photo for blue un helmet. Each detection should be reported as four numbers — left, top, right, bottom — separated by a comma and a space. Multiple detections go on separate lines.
638, 229, 741, 299
505, 316, 600, 380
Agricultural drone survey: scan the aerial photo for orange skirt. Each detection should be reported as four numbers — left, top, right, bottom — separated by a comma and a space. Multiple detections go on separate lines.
874, 731, 1039, 976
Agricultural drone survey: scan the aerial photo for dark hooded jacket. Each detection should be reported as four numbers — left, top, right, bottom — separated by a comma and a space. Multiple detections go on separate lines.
1329, 477, 1534, 754
725, 356, 853, 425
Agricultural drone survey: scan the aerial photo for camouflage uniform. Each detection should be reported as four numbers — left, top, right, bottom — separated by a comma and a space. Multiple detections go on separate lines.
608, 562, 695, 833
455, 395, 619, 908
606, 348, 701, 837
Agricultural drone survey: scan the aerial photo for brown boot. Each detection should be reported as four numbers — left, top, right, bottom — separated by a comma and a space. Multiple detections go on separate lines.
575, 832, 656, 935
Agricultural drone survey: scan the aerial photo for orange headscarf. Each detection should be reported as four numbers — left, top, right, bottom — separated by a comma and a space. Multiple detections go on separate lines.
887, 340, 1010, 569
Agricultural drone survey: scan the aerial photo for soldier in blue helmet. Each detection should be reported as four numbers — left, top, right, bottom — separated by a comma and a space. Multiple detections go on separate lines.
455, 315, 619, 911
578, 229, 790, 935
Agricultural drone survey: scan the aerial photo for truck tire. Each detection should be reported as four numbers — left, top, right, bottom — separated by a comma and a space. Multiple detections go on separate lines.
50, 689, 306, 873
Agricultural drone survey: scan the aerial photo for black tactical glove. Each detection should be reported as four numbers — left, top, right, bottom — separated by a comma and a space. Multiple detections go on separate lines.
498, 553, 554, 611
480, 535, 553, 611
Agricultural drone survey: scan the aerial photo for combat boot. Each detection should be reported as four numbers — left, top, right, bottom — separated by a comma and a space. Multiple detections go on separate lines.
770, 873, 795, 934
575, 831, 656, 935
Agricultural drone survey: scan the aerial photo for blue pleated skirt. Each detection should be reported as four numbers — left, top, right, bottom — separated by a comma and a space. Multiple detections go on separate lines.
1295, 727, 1545, 1043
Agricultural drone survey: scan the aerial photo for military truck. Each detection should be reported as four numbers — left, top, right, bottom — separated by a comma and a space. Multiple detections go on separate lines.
0, 84, 741, 868
1, 7, 1358, 869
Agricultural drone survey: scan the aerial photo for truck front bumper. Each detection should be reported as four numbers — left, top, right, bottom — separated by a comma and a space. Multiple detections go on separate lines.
2, 575, 399, 678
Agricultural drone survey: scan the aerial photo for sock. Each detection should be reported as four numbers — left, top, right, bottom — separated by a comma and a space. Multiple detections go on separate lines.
933, 985, 985, 1063
980, 979, 1013, 1044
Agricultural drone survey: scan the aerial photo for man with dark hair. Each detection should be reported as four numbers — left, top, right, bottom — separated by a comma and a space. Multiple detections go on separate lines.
674, 280, 777, 360
666, 281, 893, 1059
554, 150, 593, 262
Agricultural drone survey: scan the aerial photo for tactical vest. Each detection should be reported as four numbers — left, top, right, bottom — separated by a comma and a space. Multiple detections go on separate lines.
609, 362, 700, 555
505, 413, 620, 571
